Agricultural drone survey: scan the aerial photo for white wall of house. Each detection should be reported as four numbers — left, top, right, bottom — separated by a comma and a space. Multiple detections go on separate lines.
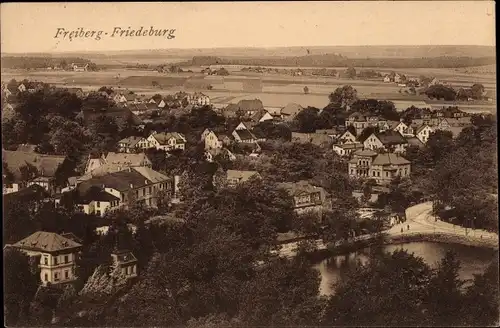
3, 182, 22, 194
20, 249, 78, 286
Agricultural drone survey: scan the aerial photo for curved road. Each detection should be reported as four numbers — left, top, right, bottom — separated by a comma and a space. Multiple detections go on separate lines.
397, 202, 498, 247
278, 202, 498, 257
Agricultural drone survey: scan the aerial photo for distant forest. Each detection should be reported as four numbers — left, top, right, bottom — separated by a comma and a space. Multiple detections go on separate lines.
179, 54, 497, 68
1, 56, 94, 69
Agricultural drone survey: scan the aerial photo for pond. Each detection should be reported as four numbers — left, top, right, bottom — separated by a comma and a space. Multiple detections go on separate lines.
314, 241, 498, 296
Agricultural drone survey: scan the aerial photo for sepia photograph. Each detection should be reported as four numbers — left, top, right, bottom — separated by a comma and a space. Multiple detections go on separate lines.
1, 1, 498, 327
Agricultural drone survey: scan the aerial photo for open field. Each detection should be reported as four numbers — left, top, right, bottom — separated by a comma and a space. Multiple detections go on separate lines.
2, 65, 495, 113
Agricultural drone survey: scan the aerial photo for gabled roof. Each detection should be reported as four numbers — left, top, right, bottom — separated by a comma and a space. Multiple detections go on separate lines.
251, 128, 267, 139
277, 180, 327, 198
78, 188, 120, 204
281, 103, 303, 117
132, 103, 148, 111
146, 103, 158, 110
416, 124, 433, 134
372, 153, 411, 166
236, 99, 264, 112
352, 149, 378, 157
348, 111, 366, 121
124, 94, 137, 102
3, 184, 49, 203
118, 136, 145, 148
373, 130, 408, 146
133, 166, 170, 184
112, 250, 138, 265
13, 231, 82, 253
333, 143, 364, 150
389, 121, 404, 129
151, 132, 186, 145
2, 150, 66, 182
233, 129, 256, 141
77, 169, 153, 194
105, 152, 151, 166
405, 137, 424, 148
226, 170, 260, 182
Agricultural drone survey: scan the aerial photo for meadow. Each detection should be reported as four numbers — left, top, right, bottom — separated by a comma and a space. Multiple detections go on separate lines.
2, 63, 496, 113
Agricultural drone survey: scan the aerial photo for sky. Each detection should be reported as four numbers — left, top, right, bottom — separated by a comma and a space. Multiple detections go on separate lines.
0, 1, 496, 53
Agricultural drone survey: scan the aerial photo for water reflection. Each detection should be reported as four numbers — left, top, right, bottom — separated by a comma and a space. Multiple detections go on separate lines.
314, 242, 497, 296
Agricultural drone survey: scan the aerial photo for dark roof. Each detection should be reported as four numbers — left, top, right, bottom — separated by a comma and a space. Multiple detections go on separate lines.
234, 129, 256, 140
237, 99, 264, 112
375, 130, 408, 146
146, 103, 158, 110
251, 128, 267, 139
77, 187, 120, 204
111, 250, 138, 265
3, 184, 49, 203
405, 137, 424, 148
78, 108, 142, 126
372, 153, 411, 166
118, 136, 144, 148
77, 170, 152, 194
151, 132, 186, 145
13, 231, 82, 253
2, 150, 66, 182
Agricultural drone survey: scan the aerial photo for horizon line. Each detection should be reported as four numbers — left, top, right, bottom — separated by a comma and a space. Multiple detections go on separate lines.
1, 44, 496, 55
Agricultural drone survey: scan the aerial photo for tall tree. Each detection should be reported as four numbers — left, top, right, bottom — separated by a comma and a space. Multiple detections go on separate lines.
4, 248, 39, 326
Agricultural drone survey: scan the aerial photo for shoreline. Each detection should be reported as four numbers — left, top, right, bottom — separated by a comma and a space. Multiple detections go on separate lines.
302, 231, 498, 263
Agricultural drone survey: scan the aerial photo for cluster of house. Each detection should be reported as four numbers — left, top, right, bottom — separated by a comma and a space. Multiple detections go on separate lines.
105, 91, 210, 113
212, 99, 304, 123
383, 73, 441, 88
329, 107, 473, 184
118, 131, 187, 153
1, 81, 46, 97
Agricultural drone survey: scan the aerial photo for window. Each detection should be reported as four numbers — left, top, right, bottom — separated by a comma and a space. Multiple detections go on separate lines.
64, 255, 69, 263
65, 270, 69, 279
386, 172, 389, 177
148, 187, 151, 194
54, 272, 59, 281
44, 274, 48, 281
96, 201, 100, 207
142, 189, 145, 196
132, 266, 135, 273
96, 210, 101, 216
44, 257, 48, 265
377, 172, 380, 177
54, 257, 58, 265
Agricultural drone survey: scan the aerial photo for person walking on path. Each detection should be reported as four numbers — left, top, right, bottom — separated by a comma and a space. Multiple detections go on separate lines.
407, 224, 410, 231
401, 227, 404, 233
